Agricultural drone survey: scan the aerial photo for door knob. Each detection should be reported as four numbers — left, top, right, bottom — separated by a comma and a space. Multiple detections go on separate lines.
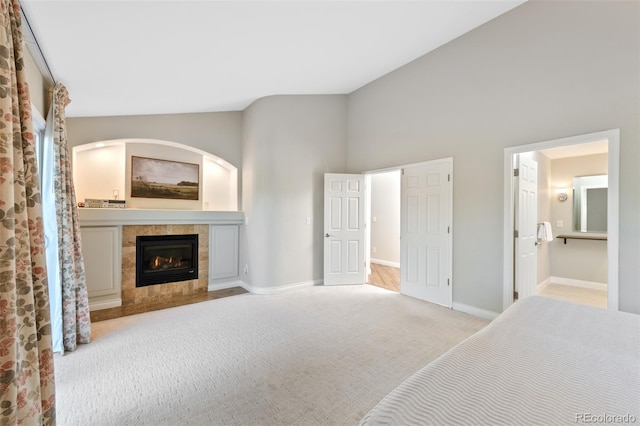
325, 233, 331, 238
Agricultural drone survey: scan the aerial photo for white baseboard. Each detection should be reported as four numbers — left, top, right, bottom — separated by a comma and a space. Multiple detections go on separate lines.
452, 302, 500, 320
536, 277, 552, 292
89, 299, 122, 311
550, 276, 607, 291
371, 259, 400, 268
241, 279, 322, 295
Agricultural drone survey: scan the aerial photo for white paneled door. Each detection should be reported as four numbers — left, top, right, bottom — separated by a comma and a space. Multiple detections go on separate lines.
400, 159, 452, 306
324, 174, 365, 285
515, 155, 537, 299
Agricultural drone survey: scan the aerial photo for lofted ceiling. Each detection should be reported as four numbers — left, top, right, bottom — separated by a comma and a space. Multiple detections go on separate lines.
21, 0, 525, 118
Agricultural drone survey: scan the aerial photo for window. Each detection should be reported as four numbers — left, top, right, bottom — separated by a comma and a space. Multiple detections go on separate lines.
32, 103, 46, 179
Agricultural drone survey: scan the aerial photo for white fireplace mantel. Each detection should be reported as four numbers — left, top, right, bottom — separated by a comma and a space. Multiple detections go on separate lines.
78, 208, 245, 226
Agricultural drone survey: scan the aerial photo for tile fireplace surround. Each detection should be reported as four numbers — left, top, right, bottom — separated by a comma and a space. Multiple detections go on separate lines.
78, 209, 244, 311
122, 224, 208, 305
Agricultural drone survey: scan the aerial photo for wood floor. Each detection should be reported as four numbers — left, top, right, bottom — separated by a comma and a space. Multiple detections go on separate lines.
368, 263, 400, 292
90, 287, 248, 322
537, 283, 607, 309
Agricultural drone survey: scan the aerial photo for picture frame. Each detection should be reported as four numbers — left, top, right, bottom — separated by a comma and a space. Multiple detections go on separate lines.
131, 156, 200, 200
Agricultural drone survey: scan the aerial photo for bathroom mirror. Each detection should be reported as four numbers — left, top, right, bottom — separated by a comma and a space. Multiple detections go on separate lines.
573, 174, 607, 233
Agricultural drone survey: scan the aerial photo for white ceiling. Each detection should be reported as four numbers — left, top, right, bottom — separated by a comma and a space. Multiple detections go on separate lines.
539, 140, 609, 160
22, 0, 525, 118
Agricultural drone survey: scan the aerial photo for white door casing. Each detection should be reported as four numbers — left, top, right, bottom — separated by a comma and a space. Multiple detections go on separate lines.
400, 159, 452, 306
324, 174, 365, 285
515, 155, 537, 300
503, 129, 619, 312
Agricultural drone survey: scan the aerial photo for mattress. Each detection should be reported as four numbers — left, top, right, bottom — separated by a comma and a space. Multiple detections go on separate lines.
361, 296, 640, 425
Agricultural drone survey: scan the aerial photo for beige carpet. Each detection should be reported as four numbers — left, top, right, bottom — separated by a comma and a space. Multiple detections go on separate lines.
54, 285, 489, 426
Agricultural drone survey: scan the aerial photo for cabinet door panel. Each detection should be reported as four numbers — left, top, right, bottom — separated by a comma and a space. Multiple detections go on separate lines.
210, 225, 239, 280
81, 226, 121, 298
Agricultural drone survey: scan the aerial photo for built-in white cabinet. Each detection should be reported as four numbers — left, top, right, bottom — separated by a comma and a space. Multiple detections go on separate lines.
209, 225, 239, 281
77, 211, 245, 310
81, 226, 122, 309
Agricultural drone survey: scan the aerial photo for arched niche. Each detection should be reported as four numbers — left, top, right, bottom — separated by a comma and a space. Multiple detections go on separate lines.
72, 139, 238, 211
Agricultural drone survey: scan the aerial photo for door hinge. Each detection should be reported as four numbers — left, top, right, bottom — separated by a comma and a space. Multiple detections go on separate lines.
514, 229, 519, 238
514, 168, 519, 177
448, 174, 450, 182
447, 226, 450, 234
447, 278, 450, 286
401, 169, 405, 175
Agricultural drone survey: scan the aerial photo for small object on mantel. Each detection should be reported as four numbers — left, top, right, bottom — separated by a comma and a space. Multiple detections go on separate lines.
78, 202, 85, 208
556, 234, 607, 245
84, 198, 127, 208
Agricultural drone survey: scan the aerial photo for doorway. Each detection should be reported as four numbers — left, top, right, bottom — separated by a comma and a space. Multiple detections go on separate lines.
504, 129, 619, 311
362, 157, 453, 307
365, 170, 401, 292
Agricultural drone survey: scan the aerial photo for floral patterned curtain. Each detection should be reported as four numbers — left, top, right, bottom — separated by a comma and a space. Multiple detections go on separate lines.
51, 82, 91, 352
0, 0, 56, 423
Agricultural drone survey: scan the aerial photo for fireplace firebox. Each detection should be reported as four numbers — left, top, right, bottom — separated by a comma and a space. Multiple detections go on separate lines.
136, 234, 198, 287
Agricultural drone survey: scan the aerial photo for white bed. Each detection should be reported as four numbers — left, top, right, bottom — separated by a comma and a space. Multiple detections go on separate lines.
361, 296, 640, 425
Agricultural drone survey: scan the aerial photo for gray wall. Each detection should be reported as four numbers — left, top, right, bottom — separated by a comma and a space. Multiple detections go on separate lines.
346, 1, 639, 313
66, 112, 244, 208
370, 170, 401, 265
60, 1, 639, 313
66, 112, 243, 169
241, 95, 348, 289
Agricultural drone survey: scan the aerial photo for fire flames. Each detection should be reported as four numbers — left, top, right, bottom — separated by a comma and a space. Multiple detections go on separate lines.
149, 255, 184, 270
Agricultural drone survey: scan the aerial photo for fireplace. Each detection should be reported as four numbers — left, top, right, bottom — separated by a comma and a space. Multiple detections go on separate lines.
136, 234, 198, 287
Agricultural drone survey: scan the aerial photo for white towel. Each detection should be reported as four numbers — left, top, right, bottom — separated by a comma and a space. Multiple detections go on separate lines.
537, 222, 553, 242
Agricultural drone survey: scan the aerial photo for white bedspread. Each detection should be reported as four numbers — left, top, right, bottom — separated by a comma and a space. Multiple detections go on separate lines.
361, 296, 640, 425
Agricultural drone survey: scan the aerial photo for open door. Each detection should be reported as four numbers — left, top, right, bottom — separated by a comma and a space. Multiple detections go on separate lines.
514, 155, 537, 300
400, 159, 452, 307
324, 174, 365, 285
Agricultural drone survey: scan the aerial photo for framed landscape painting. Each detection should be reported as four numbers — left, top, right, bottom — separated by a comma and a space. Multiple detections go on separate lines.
131, 156, 199, 200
